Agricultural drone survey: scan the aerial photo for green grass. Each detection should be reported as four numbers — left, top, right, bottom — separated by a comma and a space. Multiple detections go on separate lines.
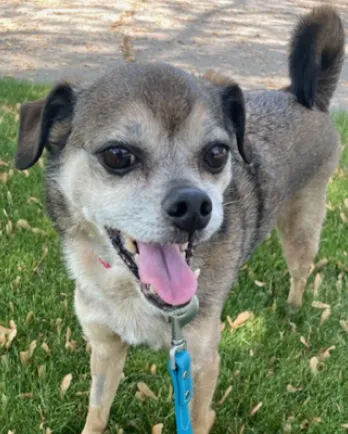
0, 78, 348, 434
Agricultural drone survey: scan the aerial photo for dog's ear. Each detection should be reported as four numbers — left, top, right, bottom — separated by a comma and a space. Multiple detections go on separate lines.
221, 83, 252, 165
15, 82, 76, 170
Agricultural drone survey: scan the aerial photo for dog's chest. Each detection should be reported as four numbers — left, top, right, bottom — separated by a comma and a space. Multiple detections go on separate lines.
65, 243, 172, 348
75, 283, 172, 349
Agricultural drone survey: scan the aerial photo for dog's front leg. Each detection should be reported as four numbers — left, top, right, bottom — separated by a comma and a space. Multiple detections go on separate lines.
188, 321, 221, 434
81, 324, 128, 434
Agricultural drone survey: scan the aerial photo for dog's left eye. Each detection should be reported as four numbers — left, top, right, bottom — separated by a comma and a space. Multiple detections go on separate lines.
101, 147, 137, 173
203, 143, 229, 173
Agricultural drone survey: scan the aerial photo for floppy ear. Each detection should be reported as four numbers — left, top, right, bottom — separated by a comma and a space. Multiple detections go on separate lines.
221, 83, 252, 165
15, 82, 76, 170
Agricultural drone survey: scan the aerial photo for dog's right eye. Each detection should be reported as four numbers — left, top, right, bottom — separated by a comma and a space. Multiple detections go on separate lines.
100, 147, 138, 174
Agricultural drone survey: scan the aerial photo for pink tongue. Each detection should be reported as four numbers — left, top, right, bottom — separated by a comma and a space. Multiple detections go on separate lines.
137, 243, 197, 306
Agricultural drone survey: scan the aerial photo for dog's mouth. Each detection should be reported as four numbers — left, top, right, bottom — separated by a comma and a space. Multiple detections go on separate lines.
106, 228, 199, 311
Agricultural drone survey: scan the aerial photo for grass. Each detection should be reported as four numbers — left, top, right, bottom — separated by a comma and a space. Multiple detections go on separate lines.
0, 77, 348, 434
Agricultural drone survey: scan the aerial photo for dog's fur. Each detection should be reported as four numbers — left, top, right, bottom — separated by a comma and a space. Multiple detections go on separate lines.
15, 6, 345, 434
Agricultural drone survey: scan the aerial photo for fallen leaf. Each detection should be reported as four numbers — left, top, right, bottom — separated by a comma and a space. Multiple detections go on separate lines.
315, 258, 328, 269
150, 364, 157, 375
301, 419, 310, 429
289, 321, 297, 333
0, 325, 11, 335
16, 219, 31, 230
239, 425, 246, 434
231, 311, 254, 329
137, 382, 157, 400
12, 276, 20, 288
286, 384, 301, 393
60, 374, 73, 396
20, 392, 33, 399
312, 301, 330, 309
320, 308, 331, 326
220, 322, 226, 332
63, 299, 69, 316
254, 280, 265, 287
321, 345, 336, 360
340, 320, 348, 333
38, 364, 46, 378
152, 424, 164, 434
56, 318, 63, 332
218, 385, 232, 405
336, 278, 343, 291
135, 391, 144, 401
6, 220, 13, 235
167, 384, 173, 401
46, 429, 52, 434
340, 212, 348, 223
250, 401, 263, 415
65, 327, 76, 351
26, 311, 34, 323
0, 172, 8, 184
300, 336, 310, 348
31, 228, 46, 235
20, 340, 37, 366
28, 196, 41, 205
313, 273, 322, 295
344, 199, 348, 210
5, 328, 17, 349
226, 315, 234, 329
309, 356, 319, 374
41, 342, 51, 354
341, 424, 348, 429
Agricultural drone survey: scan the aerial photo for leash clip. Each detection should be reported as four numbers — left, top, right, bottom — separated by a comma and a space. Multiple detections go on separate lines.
169, 296, 200, 369
168, 296, 199, 434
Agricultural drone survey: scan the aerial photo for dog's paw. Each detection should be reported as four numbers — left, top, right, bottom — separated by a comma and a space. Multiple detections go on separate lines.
286, 295, 303, 315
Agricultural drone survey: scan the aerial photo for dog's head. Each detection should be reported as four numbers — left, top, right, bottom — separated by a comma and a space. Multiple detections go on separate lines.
16, 63, 250, 312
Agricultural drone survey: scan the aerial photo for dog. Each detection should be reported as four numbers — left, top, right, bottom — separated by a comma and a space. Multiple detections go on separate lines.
15, 6, 344, 434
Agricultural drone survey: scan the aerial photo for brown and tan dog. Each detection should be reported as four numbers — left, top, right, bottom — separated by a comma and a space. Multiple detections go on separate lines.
15, 6, 344, 434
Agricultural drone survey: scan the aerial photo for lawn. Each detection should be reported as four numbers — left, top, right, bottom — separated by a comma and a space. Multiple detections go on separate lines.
0, 78, 348, 434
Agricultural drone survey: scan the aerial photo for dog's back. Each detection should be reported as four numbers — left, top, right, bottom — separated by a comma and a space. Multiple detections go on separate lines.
244, 6, 344, 222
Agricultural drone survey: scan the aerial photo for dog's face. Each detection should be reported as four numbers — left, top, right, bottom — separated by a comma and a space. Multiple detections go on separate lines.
16, 63, 249, 312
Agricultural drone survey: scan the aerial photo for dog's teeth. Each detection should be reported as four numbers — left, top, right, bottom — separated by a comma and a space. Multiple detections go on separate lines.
149, 285, 157, 295
194, 268, 201, 278
124, 237, 137, 254
180, 242, 189, 252
134, 254, 139, 264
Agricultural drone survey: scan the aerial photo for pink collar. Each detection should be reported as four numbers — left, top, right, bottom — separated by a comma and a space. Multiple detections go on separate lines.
98, 257, 112, 269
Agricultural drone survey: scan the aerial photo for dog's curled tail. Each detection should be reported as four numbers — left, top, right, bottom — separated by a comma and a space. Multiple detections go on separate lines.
289, 6, 345, 112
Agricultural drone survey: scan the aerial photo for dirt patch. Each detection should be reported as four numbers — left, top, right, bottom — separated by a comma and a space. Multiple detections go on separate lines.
0, 0, 347, 109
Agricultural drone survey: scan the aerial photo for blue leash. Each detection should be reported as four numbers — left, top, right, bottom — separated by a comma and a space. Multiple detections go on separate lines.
168, 296, 199, 434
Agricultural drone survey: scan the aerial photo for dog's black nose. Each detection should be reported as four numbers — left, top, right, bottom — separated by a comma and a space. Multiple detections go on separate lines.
163, 187, 212, 233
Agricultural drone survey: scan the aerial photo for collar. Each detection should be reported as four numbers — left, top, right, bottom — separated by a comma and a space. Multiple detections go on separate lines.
98, 257, 112, 269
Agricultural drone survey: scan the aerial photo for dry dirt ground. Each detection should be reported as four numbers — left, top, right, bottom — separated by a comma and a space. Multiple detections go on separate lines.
0, 0, 348, 109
